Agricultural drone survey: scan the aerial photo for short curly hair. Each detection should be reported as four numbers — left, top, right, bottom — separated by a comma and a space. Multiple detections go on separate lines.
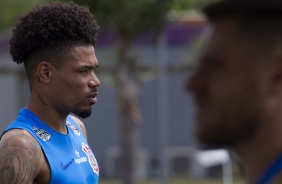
10, 1, 99, 81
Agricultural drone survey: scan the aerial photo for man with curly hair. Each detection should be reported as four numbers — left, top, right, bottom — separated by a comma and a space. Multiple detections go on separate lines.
0, 2, 100, 183
188, 0, 282, 183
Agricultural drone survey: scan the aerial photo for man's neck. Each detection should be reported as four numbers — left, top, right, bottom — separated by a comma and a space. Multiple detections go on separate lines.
234, 128, 282, 184
26, 96, 68, 134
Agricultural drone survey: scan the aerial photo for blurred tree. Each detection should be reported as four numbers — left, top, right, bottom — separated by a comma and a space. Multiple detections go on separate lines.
89, 1, 173, 184
170, 0, 216, 11
0, 0, 45, 31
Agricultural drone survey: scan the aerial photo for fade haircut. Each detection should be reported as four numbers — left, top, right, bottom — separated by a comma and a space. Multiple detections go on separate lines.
203, 0, 282, 60
10, 1, 99, 82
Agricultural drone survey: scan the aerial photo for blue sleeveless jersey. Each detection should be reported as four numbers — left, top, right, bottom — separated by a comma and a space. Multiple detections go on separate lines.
258, 155, 282, 184
2, 108, 99, 184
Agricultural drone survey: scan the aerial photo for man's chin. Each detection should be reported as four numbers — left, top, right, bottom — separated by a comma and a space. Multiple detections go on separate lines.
196, 129, 242, 149
196, 135, 227, 149
196, 127, 229, 148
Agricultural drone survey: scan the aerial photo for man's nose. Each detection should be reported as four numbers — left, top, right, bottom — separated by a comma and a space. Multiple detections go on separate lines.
187, 72, 205, 93
89, 74, 100, 88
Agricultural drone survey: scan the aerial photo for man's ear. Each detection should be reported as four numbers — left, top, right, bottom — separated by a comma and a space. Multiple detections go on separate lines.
36, 62, 52, 83
269, 58, 282, 94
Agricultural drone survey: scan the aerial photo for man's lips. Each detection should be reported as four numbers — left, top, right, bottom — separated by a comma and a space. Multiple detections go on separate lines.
87, 92, 98, 104
194, 97, 204, 109
194, 97, 209, 118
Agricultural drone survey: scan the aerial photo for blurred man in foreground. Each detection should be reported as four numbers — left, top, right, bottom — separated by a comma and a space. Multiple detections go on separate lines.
188, 0, 282, 183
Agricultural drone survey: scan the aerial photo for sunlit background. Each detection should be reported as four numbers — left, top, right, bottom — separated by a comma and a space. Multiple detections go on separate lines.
0, 0, 246, 183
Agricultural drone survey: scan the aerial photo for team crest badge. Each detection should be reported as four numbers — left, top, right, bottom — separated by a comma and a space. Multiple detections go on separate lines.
66, 121, 81, 136
32, 126, 51, 141
81, 142, 99, 175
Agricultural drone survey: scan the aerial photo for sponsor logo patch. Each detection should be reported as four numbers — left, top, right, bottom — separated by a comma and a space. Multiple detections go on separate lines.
32, 126, 51, 141
66, 121, 81, 136
82, 142, 99, 175
75, 150, 80, 157
74, 150, 87, 164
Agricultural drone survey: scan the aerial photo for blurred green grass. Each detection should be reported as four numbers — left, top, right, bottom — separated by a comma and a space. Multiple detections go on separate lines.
99, 177, 245, 184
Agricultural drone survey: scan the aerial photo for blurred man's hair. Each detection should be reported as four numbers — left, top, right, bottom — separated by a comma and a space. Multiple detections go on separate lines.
203, 0, 282, 21
202, 0, 282, 61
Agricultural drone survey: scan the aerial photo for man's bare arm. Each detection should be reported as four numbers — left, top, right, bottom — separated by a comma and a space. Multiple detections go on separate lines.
0, 130, 42, 184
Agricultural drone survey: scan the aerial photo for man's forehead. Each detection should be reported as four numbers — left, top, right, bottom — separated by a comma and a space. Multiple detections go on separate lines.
209, 19, 239, 36
201, 21, 236, 52
197, 20, 255, 68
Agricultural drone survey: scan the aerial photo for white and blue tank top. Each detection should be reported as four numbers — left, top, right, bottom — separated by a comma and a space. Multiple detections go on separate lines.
258, 155, 282, 184
2, 108, 99, 184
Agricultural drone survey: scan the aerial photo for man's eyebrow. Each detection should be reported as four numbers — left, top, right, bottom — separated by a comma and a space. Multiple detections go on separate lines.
202, 53, 222, 65
79, 65, 93, 69
79, 64, 99, 69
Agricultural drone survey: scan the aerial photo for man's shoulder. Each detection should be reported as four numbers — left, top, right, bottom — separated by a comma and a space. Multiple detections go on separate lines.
0, 129, 39, 148
0, 129, 48, 183
69, 115, 84, 125
69, 115, 87, 138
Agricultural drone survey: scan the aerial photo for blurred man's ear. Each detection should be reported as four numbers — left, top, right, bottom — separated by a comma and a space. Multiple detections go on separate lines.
267, 56, 282, 96
36, 61, 52, 84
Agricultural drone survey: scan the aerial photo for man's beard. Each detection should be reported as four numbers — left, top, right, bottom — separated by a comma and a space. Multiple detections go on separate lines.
75, 109, 92, 119
196, 115, 259, 148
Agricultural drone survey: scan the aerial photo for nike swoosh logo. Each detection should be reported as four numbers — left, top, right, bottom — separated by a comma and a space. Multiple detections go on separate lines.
61, 159, 74, 170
